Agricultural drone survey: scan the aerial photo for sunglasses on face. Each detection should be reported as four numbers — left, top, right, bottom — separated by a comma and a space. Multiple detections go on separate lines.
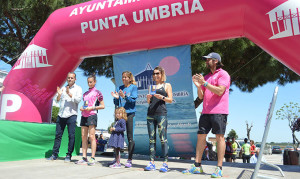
206, 58, 217, 61
153, 72, 160, 75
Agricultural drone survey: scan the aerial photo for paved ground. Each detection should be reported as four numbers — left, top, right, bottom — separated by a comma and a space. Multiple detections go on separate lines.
0, 152, 299, 179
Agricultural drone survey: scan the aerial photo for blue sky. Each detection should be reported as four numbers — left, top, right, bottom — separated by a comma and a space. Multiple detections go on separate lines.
1, 59, 299, 143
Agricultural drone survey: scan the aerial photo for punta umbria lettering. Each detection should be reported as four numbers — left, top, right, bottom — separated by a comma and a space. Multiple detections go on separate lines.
79, 0, 204, 34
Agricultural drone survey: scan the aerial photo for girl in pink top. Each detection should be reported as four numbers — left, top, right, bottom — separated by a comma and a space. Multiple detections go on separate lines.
76, 75, 105, 166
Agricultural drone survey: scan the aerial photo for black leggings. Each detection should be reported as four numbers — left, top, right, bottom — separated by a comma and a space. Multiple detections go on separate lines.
126, 113, 135, 160
242, 154, 251, 163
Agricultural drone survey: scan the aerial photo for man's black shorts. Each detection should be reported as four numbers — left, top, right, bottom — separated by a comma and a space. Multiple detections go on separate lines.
80, 114, 97, 127
198, 114, 228, 134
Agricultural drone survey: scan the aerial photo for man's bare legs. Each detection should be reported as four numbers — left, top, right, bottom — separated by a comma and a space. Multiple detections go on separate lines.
195, 134, 207, 163
196, 133, 225, 167
182, 134, 207, 174
216, 134, 225, 167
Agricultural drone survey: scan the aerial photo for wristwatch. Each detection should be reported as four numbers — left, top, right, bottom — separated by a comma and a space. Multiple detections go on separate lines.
162, 96, 165, 100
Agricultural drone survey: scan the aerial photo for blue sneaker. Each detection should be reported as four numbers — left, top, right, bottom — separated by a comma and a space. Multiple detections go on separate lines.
47, 155, 57, 161
211, 167, 223, 178
64, 155, 71, 163
182, 164, 204, 174
159, 163, 168, 173
144, 162, 156, 171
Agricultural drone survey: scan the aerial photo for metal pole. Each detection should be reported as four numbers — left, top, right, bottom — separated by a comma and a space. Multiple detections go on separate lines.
259, 161, 285, 177
251, 86, 279, 179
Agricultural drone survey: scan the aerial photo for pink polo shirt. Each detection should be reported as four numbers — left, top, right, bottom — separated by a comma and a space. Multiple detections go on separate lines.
201, 68, 230, 114
82, 87, 103, 117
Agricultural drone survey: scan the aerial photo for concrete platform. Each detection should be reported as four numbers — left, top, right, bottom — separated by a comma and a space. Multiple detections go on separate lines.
0, 153, 299, 179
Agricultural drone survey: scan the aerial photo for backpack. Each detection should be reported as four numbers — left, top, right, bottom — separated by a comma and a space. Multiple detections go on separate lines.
225, 142, 233, 153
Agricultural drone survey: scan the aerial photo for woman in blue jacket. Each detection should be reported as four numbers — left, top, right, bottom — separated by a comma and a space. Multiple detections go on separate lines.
111, 71, 138, 168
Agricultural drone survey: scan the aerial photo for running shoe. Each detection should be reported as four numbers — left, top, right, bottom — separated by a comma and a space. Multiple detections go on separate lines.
64, 155, 71, 163
107, 159, 116, 166
211, 166, 223, 178
159, 163, 168, 173
125, 160, 132, 168
87, 157, 96, 166
144, 162, 156, 171
109, 163, 121, 168
182, 164, 204, 174
46, 155, 57, 161
75, 157, 88, 165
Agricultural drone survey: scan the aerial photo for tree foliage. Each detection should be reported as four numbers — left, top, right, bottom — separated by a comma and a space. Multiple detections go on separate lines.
82, 38, 300, 92
227, 129, 238, 139
51, 106, 59, 123
0, 0, 88, 65
1, 1, 299, 92
191, 39, 300, 92
79, 56, 114, 78
276, 102, 300, 150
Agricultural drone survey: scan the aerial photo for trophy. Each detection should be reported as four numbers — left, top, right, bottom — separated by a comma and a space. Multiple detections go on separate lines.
83, 100, 89, 109
148, 85, 156, 95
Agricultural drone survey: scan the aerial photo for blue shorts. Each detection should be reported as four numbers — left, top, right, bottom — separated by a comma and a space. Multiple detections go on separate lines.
198, 114, 228, 134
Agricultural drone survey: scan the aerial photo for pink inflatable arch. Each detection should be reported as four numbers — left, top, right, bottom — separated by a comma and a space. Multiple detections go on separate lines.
1, 0, 300, 123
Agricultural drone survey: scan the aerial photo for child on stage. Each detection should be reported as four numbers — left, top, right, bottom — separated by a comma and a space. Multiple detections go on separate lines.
108, 107, 127, 168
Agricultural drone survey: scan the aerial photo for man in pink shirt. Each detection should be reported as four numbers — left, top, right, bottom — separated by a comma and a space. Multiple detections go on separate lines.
183, 52, 230, 178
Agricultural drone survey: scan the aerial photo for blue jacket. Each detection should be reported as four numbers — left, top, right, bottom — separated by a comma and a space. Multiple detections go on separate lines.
113, 84, 138, 114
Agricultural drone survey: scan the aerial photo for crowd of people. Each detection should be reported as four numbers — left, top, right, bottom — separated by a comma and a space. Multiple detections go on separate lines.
224, 137, 259, 164
46, 52, 231, 178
